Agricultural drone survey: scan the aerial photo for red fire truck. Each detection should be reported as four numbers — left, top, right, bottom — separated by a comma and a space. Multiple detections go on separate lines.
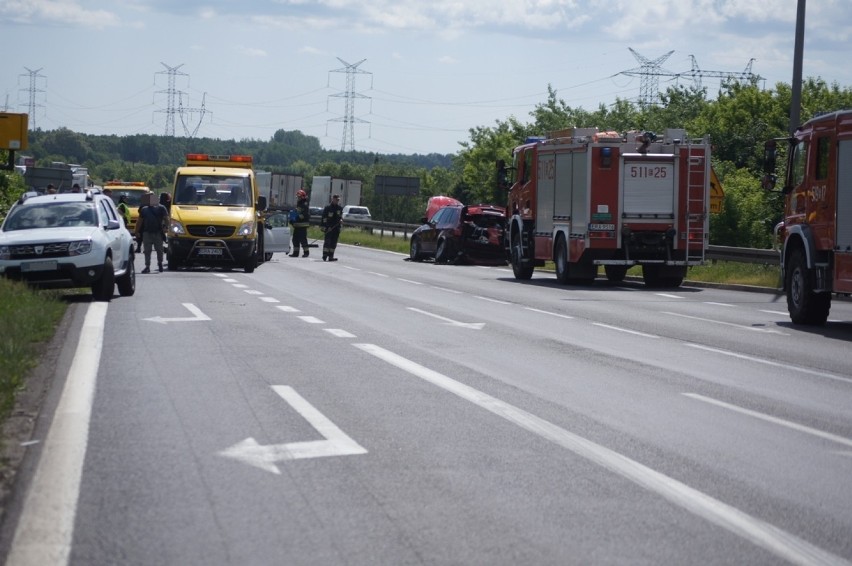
762, 110, 852, 325
500, 128, 711, 287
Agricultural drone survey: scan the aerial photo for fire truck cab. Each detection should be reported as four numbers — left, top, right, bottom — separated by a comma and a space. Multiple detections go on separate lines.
763, 110, 852, 324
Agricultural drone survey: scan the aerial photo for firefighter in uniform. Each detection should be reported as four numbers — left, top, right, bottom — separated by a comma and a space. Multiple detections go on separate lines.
289, 189, 311, 257
321, 194, 344, 261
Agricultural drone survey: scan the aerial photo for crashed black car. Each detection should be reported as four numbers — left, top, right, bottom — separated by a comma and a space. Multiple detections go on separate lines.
409, 204, 507, 265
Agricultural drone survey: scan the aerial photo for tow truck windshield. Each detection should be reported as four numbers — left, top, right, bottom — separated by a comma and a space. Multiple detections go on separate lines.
174, 176, 252, 206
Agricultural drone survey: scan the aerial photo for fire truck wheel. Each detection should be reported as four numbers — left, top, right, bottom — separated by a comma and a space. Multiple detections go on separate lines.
555, 237, 570, 284
510, 232, 534, 280
786, 248, 831, 325
604, 265, 627, 282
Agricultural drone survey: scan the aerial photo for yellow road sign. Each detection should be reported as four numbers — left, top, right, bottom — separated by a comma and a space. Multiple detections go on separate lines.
710, 167, 724, 213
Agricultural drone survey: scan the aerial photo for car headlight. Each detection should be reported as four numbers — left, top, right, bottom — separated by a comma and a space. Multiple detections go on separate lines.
170, 220, 185, 235
68, 240, 92, 256
0, 245, 9, 261
237, 221, 255, 237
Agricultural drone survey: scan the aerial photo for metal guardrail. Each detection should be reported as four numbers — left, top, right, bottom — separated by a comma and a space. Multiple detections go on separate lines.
706, 246, 779, 265
317, 218, 781, 265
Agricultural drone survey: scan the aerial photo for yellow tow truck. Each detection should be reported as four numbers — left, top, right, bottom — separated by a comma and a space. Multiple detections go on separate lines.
103, 181, 151, 232
167, 154, 269, 272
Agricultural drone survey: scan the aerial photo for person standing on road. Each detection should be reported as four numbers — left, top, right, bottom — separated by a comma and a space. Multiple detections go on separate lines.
321, 194, 343, 261
159, 192, 172, 215
136, 193, 169, 273
289, 189, 311, 258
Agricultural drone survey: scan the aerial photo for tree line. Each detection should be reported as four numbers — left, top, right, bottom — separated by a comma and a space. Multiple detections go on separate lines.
3, 76, 851, 247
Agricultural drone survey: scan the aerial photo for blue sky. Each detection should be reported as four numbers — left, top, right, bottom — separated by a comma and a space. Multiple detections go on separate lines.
1, 1, 849, 156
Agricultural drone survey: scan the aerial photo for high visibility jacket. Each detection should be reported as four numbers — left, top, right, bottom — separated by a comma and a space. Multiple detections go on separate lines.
117, 202, 131, 226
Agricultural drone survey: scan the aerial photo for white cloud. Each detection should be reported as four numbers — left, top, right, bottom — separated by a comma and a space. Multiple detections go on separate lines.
0, 0, 120, 28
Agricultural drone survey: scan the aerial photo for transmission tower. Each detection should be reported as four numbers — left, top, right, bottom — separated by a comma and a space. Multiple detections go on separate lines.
178, 92, 211, 138
620, 49, 677, 107
20, 67, 46, 129
155, 63, 188, 136
682, 55, 762, 89
327, 58, 371, 152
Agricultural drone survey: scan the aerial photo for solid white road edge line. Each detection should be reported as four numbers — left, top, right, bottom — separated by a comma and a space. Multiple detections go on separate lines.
7, 302, 108, 566
354, 342, 850, 566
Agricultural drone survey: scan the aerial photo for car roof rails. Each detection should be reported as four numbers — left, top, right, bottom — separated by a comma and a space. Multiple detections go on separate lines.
18, 191, 39, 205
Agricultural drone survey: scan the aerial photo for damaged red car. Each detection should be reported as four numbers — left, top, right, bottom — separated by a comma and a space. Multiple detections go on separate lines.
409, 204, 507, 265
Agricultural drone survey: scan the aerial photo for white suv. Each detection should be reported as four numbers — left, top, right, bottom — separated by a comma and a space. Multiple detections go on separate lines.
0, 190, 136, 301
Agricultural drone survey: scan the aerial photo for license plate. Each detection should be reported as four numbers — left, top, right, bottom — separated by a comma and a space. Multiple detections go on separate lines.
197, 247, 223, 256
22, 260, 58, 272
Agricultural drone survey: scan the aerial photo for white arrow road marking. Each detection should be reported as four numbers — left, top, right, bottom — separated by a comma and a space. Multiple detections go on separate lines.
219, 386, 367, 474
144, 303, 211, 324
407, 307, 485, 330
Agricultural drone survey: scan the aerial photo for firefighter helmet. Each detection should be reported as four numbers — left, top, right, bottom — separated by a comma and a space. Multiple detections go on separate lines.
296, 189, 307, 200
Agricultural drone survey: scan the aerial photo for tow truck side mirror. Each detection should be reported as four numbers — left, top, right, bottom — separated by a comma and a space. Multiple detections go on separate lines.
257, 195, 267, 211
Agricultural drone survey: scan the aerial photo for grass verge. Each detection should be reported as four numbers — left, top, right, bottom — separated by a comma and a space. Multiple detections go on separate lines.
0, 279, 66, 421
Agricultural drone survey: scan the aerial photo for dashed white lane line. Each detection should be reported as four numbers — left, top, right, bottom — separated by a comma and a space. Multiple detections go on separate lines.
592, 322, 659, 338
662, 311, 788, 335
276, 306, 300, 313
524, 307, 573, 319
684, 393, 852, 449
325, 329, 356, 338
260, 297, 280, 303
474, 295, 511, 305
685, 344, 852, 384
355, 343, 850, 566
232, 283, 249, 288
397, 278, 424, 285
298, 316, 324, 324
431, 286, 463, 294
655, 293, 683, 299
243, 290, 264, 295
704, 302, 735, 307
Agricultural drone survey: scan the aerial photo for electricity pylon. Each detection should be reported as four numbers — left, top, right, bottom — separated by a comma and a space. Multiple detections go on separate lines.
328, 58, 371, 151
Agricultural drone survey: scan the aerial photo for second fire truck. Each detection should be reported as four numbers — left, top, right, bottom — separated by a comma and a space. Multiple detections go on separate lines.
762, 110, 852, 325
500, 127, 711, 287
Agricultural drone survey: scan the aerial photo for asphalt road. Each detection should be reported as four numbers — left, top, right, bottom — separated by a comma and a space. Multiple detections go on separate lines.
2, 245, 851, 565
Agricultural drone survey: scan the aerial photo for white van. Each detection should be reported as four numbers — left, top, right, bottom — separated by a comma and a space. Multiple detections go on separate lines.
342, 205, 371, 221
